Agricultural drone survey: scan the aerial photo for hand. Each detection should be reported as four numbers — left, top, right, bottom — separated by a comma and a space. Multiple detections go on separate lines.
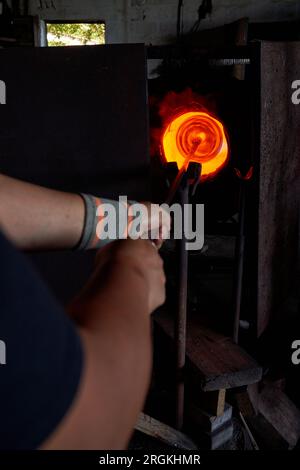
129, 202, 171, 249
105, 239, 166, 314
69, 239, 166, 317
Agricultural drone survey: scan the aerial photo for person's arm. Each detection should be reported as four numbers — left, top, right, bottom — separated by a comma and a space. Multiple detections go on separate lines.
0, 173, 170, 251
0, 173, 84, 251
41, 239, 165, 450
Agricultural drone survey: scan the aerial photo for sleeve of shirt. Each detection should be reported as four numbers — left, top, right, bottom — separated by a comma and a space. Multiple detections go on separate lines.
0, 231, 84, 450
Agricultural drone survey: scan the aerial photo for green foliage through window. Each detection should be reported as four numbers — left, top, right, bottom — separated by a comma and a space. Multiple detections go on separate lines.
47, 23, 105, 47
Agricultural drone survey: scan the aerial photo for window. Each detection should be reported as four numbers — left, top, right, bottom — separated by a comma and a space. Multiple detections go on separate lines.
46, 22, 105, 47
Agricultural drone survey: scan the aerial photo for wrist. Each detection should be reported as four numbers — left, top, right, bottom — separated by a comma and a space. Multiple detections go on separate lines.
75, 194, 136, 251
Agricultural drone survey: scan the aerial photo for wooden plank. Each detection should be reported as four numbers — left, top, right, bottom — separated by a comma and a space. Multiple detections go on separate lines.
135, 413, 198, 450
258, 42, 300, 336
235, 388, 257, 417
247, 383, 259, 414
247, 414, 289, 450
155, 309, 262, 391
258, 385, 300, 448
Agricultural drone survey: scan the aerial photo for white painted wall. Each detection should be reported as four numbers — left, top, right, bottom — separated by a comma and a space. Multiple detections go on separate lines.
28, 0, 300, 45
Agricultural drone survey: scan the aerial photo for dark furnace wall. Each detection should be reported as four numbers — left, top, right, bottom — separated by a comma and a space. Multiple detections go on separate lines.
0, 44, 150, 303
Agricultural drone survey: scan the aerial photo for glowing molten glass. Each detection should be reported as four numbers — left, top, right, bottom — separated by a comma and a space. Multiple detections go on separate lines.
162, 111, 229, 180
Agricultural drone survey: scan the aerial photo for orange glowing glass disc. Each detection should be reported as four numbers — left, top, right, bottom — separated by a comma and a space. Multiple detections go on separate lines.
162, 111, 229, 180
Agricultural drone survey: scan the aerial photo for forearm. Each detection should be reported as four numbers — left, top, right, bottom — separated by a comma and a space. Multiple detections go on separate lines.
69, 264, 152, 448
0, 173, 84, 250
42, 240, 164, 449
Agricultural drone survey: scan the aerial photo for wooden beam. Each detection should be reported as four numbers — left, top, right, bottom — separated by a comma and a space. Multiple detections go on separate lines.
155, 309, 262, 391
258, 385, 300, 448
135, 413, 198, 450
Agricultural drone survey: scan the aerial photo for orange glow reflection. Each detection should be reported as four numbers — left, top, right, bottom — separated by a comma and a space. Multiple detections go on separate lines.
162, 111, 229, 180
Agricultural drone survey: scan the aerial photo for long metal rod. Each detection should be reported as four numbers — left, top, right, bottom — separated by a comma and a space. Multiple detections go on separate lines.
233, 180, 246, 343
175, 177, 189, 430
165, 164, 187, 205
165, 142, 199, 206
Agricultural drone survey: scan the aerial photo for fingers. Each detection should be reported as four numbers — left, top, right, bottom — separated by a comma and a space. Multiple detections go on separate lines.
139, 202, 171, 246
92, 201, 171, 252
94, 238, 166, 314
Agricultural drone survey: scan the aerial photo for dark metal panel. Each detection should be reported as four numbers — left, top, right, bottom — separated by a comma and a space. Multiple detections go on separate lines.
0, 44, 150, 199
258, 41, 300, 336
0, 44, 150, 303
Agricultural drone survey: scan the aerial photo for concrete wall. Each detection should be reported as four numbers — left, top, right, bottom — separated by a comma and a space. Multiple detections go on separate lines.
28, 0, 300, 45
